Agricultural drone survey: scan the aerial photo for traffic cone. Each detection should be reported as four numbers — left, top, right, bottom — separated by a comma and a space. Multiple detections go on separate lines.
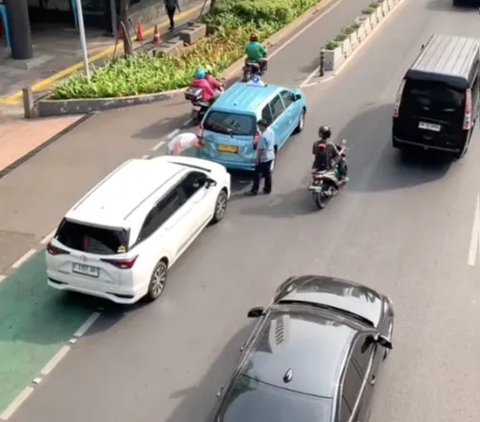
152, 25, 160, 45
136, 22, 145, 41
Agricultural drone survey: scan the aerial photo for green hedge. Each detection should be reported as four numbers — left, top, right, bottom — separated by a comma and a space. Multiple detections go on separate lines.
50, 0, 321, 100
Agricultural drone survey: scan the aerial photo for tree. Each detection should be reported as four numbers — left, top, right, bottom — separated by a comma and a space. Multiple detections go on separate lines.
119, 0, 133, 56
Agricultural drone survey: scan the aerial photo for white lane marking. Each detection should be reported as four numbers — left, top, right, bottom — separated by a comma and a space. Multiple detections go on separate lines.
141, 154, 150, 159
0, 275, 5, 284
73, 312, 101, 338
167, 128, 180, 139
40, 229, 56, 245
269, 0, 344, 59
0, 386, 34, 420
299, 0, 407, 87
182, 118, 192, 127
151, 140, 166, 152
11, 249, 37, 269
32, 378, 41, 385
468, 196, 479, 267
40, 345, 71, 376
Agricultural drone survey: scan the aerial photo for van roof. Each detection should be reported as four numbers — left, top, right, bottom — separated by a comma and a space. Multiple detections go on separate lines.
65, 158, 186, 228
212, 82, 283, 113
406, 34, 479, 89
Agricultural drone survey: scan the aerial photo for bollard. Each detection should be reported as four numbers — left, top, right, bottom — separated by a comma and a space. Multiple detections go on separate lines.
22, 87, 35, 119
319, 48, 325, 77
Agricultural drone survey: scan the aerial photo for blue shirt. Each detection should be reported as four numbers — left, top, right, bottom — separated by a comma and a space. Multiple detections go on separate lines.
257, 126, 276, 162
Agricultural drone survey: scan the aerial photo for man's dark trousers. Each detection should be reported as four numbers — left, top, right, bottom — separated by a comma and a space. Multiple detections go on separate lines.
166, 6, 176, 28
251, 160, 273, 194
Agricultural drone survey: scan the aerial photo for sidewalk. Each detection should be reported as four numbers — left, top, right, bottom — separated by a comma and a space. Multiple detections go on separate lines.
0, 116, 86, 177
0, 0, 206, 108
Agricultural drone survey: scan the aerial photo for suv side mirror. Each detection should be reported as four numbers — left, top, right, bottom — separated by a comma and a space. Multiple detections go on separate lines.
376, 334, 393, 350
247, 306, 265, 318
205, 178, 217, 188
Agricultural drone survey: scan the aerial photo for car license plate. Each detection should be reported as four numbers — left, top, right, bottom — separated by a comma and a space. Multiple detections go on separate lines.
218, 144, 238, 153
192, 105, 201, 111
72, 263, 100, 278
418, 121, 441, 132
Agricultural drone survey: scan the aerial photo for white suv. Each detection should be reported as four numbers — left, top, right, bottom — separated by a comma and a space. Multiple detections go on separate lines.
46, 156, 231, 304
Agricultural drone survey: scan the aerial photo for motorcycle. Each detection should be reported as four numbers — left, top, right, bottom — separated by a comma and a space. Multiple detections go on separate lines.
308, 139, 348, 210
241, 61, 265, 82
184, 87, 211, 125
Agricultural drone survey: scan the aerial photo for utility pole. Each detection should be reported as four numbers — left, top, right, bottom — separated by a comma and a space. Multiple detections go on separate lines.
74, 0, 90, 81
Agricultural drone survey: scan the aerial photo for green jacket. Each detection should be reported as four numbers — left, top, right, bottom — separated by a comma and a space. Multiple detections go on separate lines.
245, 41, 267, 61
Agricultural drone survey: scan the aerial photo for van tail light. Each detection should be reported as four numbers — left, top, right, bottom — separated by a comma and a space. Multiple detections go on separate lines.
198, 125, 204, 138
46, 243, 70, 256
463, 88, 472, 130
254, 132, 260, 143
101, 256, 138, 269
393, 79, 406, 118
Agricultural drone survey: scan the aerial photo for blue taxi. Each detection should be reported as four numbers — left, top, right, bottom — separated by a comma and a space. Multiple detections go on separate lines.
197, 82, 307, 171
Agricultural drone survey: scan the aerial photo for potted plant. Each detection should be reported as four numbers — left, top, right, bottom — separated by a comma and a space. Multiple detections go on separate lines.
369, 1, 383, 22
344, 22, 360, 49
361, 6, 375, 30
335, 31, 351, 57
323, 40, 342, 71
355, 16, 367, 41
377, 0, 388, 15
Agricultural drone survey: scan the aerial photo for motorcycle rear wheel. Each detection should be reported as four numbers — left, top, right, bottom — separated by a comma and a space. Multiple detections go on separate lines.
313, 192, 326, 209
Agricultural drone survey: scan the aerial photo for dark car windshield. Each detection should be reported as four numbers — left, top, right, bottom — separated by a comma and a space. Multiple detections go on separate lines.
218, 375, 332, 422
401, 79, 465, 121
203, 111, 256, 136
56, 219, 129, 255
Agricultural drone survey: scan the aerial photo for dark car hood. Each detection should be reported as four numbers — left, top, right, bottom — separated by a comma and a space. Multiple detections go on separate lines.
276, 275, 384, 327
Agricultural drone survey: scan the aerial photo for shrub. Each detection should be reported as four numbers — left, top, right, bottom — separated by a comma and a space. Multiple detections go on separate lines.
324, 40, 338, 50
50, 0, 322, 99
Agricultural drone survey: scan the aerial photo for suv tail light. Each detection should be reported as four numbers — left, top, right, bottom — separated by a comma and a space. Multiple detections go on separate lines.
101, 256, 138, 269
393, 79, 406, 118
46, 243, 70, 256
463, 88, 472, 130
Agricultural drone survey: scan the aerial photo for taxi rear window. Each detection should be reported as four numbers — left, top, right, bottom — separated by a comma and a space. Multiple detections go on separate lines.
204, 111, 256, 136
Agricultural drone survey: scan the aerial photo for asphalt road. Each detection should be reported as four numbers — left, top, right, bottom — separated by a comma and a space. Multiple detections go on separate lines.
2, 0, 479, 421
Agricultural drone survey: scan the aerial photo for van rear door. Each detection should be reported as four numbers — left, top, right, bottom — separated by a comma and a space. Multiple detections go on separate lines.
396, 79, 467, 149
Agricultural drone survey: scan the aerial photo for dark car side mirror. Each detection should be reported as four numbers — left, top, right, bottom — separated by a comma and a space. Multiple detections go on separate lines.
205, 178, 217, 188
247, 306, 265, 318
294, 93, 302, 101
376, 334, 393, 350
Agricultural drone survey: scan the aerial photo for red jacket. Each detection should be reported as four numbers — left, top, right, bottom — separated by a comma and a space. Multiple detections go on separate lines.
206, 74, 223, 91
190, 78, 215, 102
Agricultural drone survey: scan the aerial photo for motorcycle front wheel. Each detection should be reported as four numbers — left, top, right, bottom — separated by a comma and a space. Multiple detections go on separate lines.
313, 192, 326, 209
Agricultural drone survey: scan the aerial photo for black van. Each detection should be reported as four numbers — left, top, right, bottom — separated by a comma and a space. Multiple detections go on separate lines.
392, 34, 479, 158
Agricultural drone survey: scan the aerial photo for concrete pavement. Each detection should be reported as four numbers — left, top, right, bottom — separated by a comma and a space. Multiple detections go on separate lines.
1, 0, 479, 421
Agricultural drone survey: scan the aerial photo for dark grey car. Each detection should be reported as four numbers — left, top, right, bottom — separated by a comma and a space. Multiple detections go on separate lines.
211, 275, 394, 422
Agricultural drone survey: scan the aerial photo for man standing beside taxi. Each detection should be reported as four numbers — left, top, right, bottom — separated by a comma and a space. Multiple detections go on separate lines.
246, 120, 275, 195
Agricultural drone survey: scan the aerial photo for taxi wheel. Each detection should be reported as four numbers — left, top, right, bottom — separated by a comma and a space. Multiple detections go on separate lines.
294, 110, 306, 134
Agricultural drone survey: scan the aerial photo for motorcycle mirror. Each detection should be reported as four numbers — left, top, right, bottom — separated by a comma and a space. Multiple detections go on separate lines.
341, 139, 347, 146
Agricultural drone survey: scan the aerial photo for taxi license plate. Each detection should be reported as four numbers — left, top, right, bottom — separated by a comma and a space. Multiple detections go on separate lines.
218, 145, 238, 153
418, 121, 441, 132
72, 263, 100, 278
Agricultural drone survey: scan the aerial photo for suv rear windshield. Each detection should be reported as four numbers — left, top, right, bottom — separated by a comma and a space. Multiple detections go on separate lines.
401, 79, 465, 121
203, 111, 256, 136
56, 219, 129, 255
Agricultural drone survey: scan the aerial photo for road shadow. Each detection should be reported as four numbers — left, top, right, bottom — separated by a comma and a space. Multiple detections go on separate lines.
298, 57, 320, 81
164, 321, 256, 422
335, 103, 452, 193
425, 0, 477, 12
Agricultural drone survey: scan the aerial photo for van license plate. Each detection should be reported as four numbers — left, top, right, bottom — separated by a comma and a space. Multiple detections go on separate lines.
419, 122, 441, 132
218, 145, 238, 153
72, 263, 100, 278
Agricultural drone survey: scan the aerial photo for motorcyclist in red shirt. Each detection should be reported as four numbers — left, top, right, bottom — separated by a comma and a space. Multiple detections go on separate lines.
190, 68, 216, 104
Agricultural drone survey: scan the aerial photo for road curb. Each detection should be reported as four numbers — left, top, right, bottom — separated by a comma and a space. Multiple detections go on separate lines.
0, 113, 95, 180
36, 0, 341, 117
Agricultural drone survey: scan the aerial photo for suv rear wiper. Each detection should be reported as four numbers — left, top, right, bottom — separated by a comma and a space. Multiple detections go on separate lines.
278, 299, 374, 327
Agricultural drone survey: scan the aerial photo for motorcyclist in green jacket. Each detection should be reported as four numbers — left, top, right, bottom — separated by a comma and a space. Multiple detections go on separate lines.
245, 33, 268, 73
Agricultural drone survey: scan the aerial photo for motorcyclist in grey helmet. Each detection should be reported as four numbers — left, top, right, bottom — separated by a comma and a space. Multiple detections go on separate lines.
312, 125, 348, 181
